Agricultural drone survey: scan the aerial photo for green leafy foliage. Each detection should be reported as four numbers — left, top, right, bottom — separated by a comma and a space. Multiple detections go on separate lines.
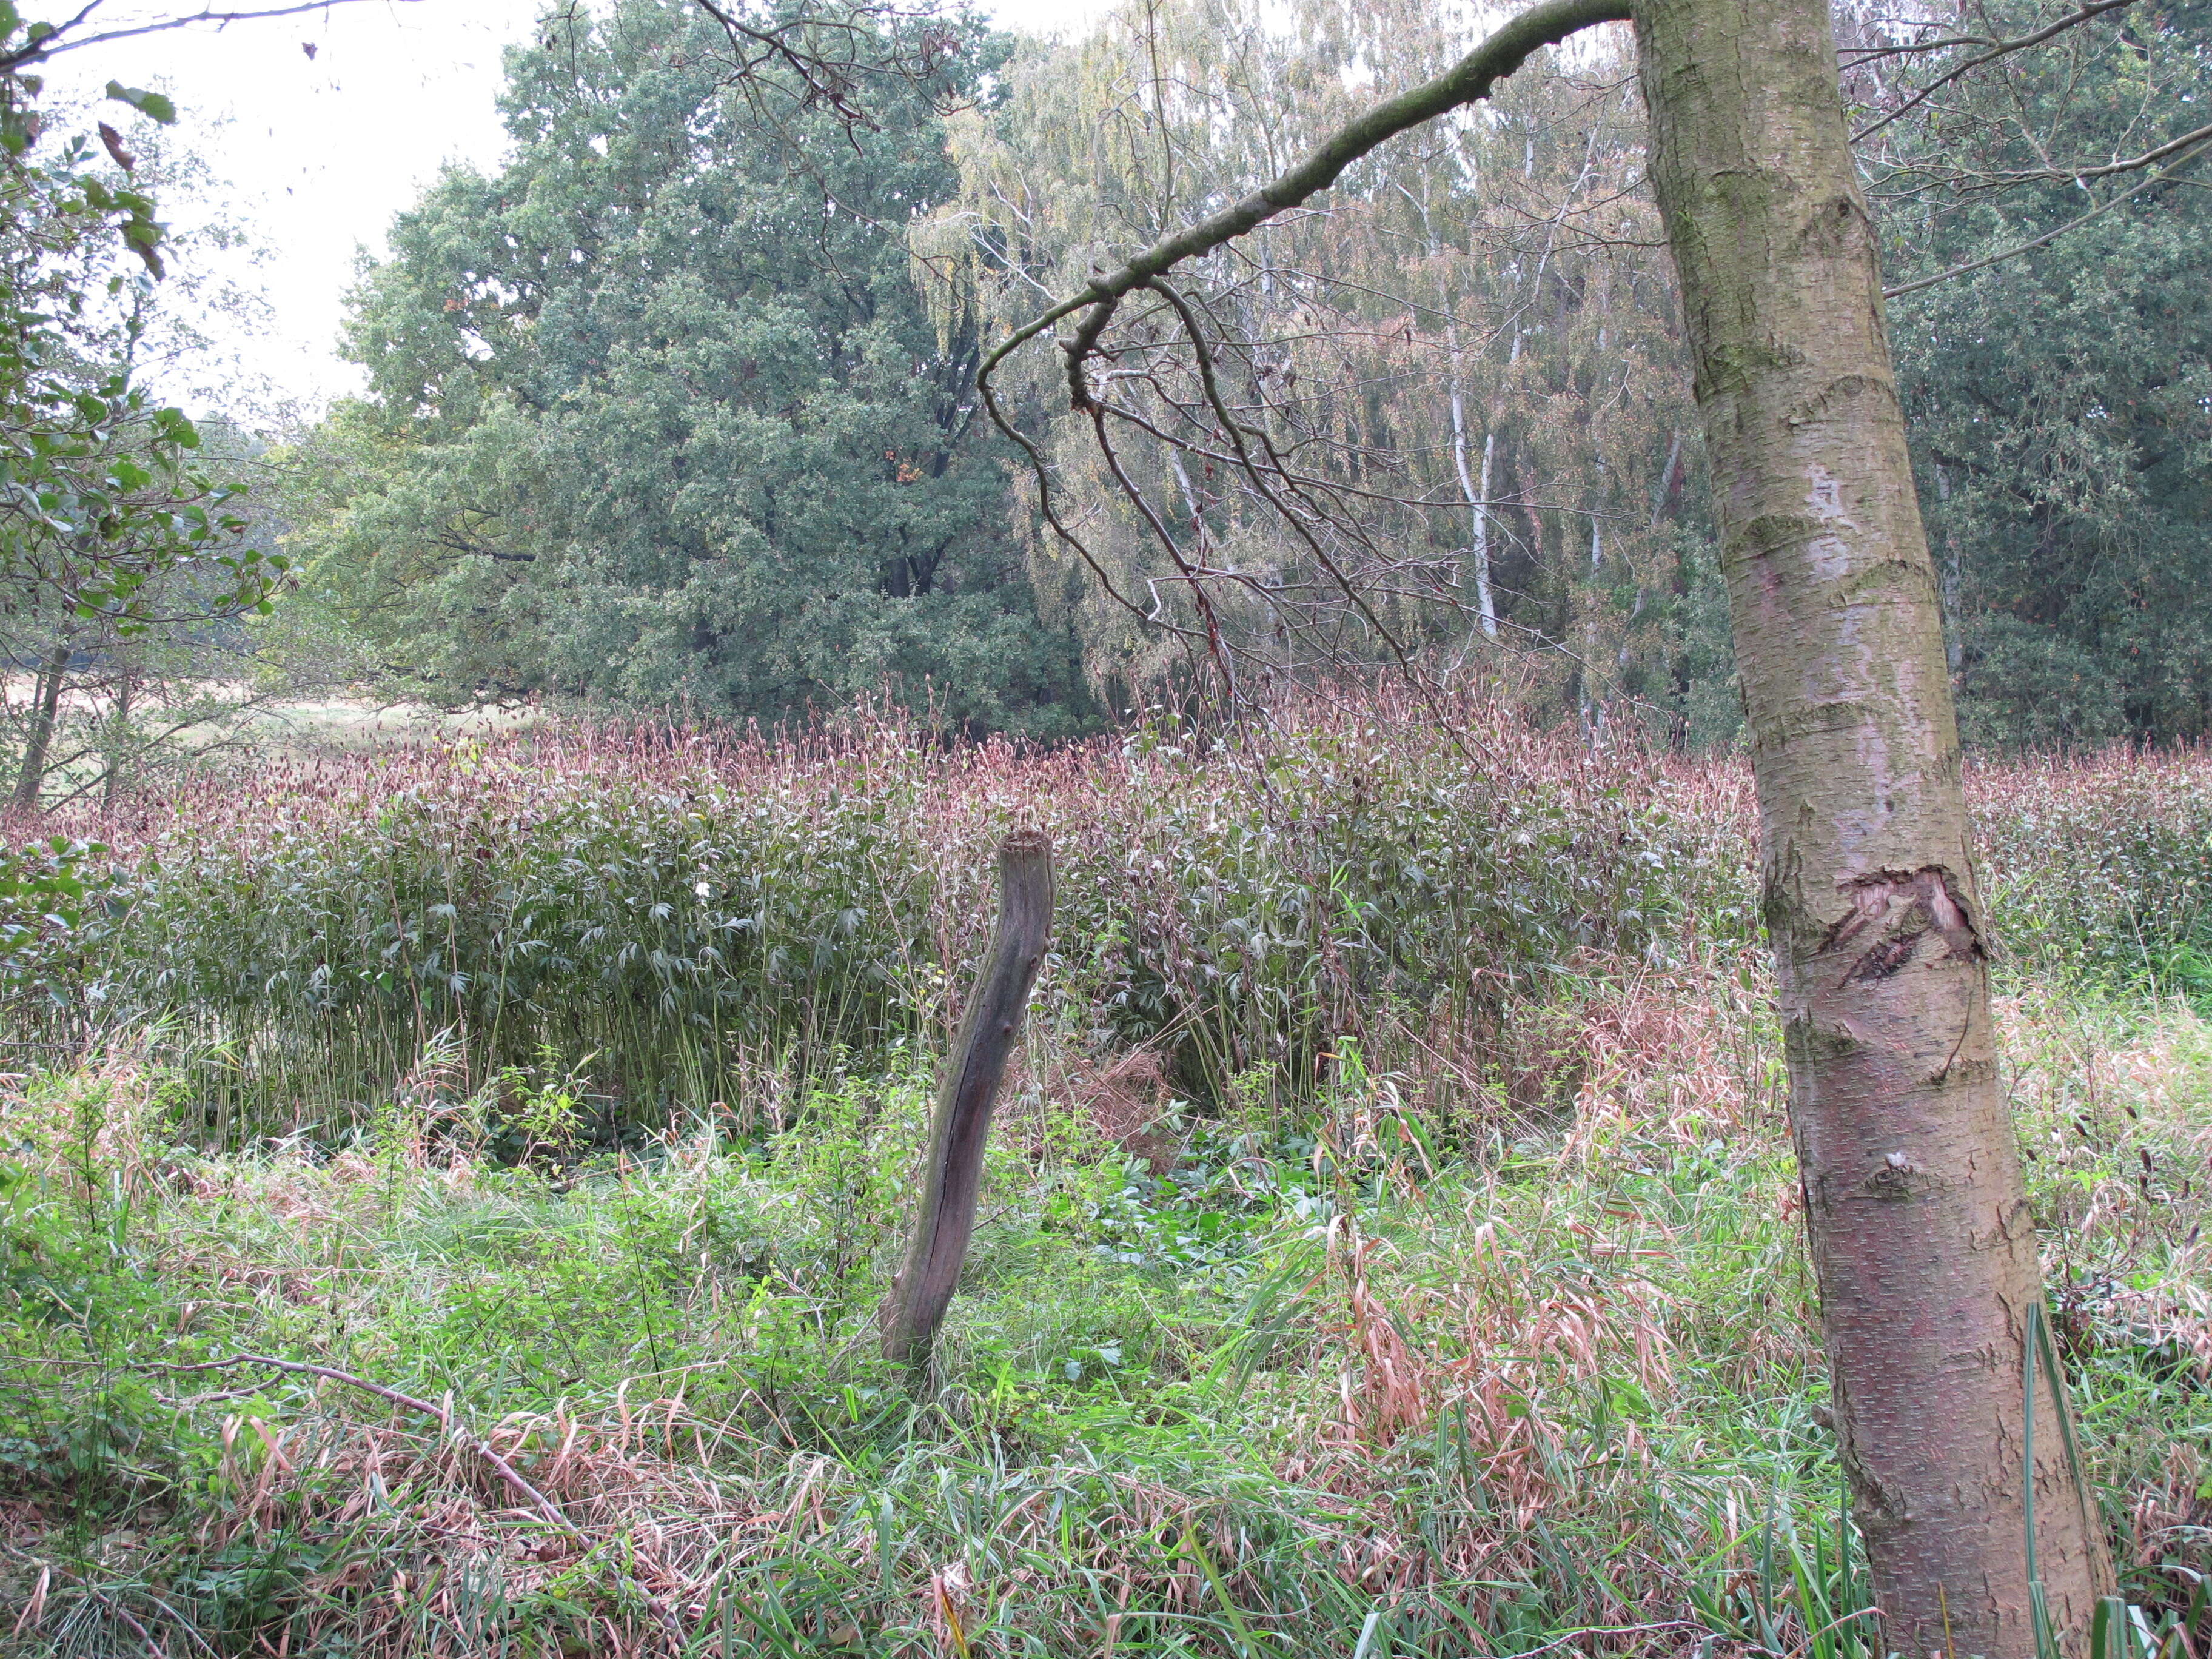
0, 26, 274, 628
287, 0, 1087, 737
1871, 0, 2212, 746
0, 836, 121, 1018
101, 82, 176, 127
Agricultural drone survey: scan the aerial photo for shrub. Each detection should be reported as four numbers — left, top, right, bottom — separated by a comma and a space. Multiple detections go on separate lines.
7, 694, 1697, 1141
1972, 748, 2212, 1002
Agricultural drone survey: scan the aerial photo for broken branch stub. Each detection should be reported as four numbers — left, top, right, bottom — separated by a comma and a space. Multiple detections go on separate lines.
880, 830, 1054, 1379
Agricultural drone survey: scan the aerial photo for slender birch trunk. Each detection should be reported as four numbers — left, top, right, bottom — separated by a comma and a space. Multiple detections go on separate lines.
101, 669, 136, 809
12, 637, 71, 812
1634, 0, 2114, 1648
1413, 189, 1501, 646
1475, 429, 1498, 619
1446, 324, 1500, 639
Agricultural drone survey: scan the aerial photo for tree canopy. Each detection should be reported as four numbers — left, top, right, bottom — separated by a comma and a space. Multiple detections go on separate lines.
1870, 0, 2212, 745
276, 0, 2208, 750
293, 0, 1092, 737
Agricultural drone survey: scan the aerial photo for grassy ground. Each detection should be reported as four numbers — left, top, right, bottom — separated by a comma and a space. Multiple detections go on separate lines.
2, 951, 2205, 1657
230, 697, 548, 754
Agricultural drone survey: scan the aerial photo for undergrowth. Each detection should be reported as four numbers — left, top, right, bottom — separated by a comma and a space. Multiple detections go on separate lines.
10, 704, 2209, 1158
2, 951, 2204, 1658
8, 689, 1732, 1133
3, 708, 2209, 1654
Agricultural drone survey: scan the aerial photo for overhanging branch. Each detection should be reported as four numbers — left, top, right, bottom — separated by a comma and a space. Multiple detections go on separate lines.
1027, 0, 1634, 412
0, 0, 429, 73
1849, 0, 2139, 145
1884, 130, 2212, 298
973, 0, 1632, 685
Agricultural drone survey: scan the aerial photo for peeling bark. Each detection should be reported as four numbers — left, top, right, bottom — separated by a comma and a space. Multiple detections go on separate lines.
1634, 0, 2114, 1647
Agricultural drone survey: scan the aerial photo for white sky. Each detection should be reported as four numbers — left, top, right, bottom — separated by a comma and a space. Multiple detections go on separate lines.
39, 0, 1111, 421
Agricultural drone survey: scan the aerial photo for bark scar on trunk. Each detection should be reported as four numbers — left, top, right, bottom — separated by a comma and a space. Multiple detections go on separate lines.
1783, 375, 1889, 431
1834, 1413, 1910, 1543
1819, 865, 1984, 986
1855, 1149, 1947, 1202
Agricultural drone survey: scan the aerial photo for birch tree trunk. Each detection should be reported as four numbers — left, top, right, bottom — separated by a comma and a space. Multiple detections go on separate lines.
1633, 0, 2114, 1648
11, 637, 71, 812
1446, 324, 1500, 639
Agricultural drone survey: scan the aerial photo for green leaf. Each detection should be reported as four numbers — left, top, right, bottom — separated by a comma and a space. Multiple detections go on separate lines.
104, 82, 178, 125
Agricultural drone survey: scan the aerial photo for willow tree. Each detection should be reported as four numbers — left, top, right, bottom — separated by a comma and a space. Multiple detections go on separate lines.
919, 0, 1708, 723
980, 0, 2117, 1647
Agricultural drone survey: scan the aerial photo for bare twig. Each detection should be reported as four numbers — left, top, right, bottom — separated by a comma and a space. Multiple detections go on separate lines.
1849, 0, 2140, 144
1982, 116, 2212, 184
0, 0, 424, 72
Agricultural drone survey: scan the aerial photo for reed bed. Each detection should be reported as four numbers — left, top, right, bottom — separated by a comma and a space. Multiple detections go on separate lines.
7, 691, 1718, 1145
11, 697, 2211, 1152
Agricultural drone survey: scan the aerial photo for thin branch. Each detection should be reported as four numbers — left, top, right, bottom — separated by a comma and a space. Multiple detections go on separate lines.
1843, 32, 2002, 65
1145, 276, 1495, 731
1850, 0, 2140, 144
1986, 116, 2212, 183
0, 0, 424, 72
691, 0, 871, 130
1884, 131, 2212, 298
1090, 398, 1238, 699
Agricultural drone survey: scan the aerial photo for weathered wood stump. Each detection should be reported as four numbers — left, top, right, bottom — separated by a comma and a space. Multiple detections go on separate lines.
879, 830, 1053, 1380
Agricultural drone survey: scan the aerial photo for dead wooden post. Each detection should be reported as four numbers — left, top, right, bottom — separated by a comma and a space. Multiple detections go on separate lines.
880, 830, 1053, 1379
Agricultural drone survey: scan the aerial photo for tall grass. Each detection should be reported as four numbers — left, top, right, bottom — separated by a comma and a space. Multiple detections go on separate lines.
4, 705, 2210, 1655
1972, 747, 2212, 1002
6, 692, 1708, 1144
5, 699, 2210, 1148
2, 939, 2202, 1657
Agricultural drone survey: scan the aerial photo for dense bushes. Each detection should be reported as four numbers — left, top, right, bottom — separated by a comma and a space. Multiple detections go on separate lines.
1972, 751, 2212, 1003
10, 698, 1697, 1138
10, 705, 2209, 1142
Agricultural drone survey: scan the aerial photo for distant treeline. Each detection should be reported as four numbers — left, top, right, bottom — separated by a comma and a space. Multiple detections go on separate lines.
283, 0, 2212, 748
